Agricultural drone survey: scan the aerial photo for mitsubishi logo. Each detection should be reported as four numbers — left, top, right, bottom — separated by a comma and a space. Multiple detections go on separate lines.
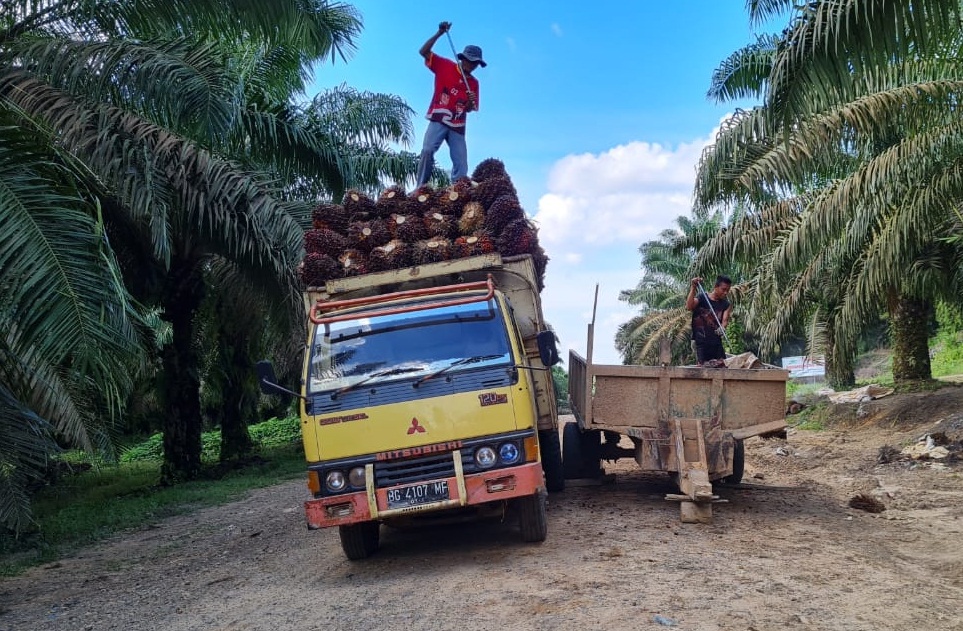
407, 418, 426, 435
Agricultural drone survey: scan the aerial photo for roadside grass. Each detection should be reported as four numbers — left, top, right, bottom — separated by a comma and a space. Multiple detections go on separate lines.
789, 403, 830, 431
0, 416, 305, 576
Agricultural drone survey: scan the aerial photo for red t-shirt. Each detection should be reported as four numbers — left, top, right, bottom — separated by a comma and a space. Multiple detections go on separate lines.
424, 53, 479, 132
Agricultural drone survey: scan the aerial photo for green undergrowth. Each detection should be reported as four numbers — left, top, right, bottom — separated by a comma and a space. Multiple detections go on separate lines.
0, 416, 305, 576
788, 402, 830, 431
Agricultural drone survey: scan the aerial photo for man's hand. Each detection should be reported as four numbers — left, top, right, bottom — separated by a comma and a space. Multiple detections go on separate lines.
714, 327, 725, 337
691, 277, 703, 288
438, 21, 451, 34
466, 90, 477, 110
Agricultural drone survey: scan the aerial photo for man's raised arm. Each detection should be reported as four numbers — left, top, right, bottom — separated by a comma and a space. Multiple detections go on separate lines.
419, 21, 450, 59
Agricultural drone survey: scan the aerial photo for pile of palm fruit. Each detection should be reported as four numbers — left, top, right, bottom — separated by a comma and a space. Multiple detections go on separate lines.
301, 158, 548, 290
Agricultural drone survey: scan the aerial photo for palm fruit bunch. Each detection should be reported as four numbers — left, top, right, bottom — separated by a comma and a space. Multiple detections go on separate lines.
473, 175, 517, 209
312, 203, 348, 233
304, 228, 349, 258
457, 201, 486, 234
338, 249, 368, 277
298, 161, 548, 290
388, 213, 428, 242
485, 194, 525, 234
471, 158, 508, 183
531, 245, 549, 291
408, 185, 435, 215
496, 218, 539, 257
414, 237, 452, 264
347, 219, 391, 253
375, 185, 407, 218
454, 232, 496, 257
368, 239, 412, 272
301, 252, 340, 286
434, 184, 469, 216
423, 210, 457, 239
343, 189, 376, 221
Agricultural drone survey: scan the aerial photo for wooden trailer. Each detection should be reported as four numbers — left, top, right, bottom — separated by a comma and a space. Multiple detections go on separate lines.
566, 303, 788, 523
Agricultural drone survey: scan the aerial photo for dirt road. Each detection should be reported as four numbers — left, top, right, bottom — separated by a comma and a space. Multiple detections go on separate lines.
2, 392, 963, 631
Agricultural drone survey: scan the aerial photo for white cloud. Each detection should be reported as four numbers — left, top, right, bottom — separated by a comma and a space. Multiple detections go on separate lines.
535, 131, 717, 366
551, 23, 563, 37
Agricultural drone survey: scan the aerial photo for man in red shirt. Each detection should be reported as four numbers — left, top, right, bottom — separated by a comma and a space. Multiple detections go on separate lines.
415, 21, 484, 186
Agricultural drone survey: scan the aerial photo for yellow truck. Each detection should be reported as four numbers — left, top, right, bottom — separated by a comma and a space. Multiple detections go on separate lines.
258, 253, 562, 559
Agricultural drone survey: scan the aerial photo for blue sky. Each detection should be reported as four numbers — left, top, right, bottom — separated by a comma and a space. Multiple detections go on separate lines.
310, 1, 772, 365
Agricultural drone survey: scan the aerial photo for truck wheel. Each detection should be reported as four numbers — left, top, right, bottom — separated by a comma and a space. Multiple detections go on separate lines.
338, 521, 380, 560
721, 439, 745, 485
562, 421, 602, 479
517, 492, 548, 542
562, 421, 583, 479
538, 429, 565, 492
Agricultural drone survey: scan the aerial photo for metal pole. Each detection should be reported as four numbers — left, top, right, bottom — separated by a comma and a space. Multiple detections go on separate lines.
444, 29, 472, 93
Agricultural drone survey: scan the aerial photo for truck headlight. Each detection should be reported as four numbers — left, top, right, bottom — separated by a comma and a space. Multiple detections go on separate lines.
348, 466, 366, 488
498, 442, 520, 465
475, 446, 497, 468
325, 470, 346, 492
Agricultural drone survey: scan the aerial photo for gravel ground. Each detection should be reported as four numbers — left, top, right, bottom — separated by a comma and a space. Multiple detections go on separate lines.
2, 396, 963, 631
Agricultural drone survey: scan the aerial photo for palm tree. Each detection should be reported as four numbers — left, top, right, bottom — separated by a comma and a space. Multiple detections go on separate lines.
694, 1, 963, 386
0, 0, 425, 524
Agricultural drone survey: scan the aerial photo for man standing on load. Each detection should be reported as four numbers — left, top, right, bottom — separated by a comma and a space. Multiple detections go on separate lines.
415, 21, 485, 186
686, 275, 733, 366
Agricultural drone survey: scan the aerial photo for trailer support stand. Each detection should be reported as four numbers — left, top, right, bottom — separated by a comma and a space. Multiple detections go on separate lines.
669, 418, 715, 524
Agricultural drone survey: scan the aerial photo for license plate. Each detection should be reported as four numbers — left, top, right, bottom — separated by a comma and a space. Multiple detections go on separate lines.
386, 480, 450, 509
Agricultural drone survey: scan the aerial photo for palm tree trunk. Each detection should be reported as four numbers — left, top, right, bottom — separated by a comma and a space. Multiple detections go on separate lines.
218, 337, 256, 462
160, 257, 206, 483
888, 292, 933, 383
825, 322, 855, 390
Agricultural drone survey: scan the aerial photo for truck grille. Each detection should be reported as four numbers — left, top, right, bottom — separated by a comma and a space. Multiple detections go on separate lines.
374, 451, 479, 487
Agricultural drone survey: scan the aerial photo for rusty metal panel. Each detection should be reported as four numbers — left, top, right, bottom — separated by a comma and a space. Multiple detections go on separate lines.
721, 379, 787, 430
592, 375, 660, 427
667, 378, 714, 420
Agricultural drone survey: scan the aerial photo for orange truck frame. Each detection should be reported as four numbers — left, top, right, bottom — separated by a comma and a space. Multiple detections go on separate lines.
258, 253, 563, 559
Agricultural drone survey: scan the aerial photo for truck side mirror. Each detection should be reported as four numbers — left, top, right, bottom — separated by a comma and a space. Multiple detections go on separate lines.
256, 360, 308, 401
255, 360, 283, 395
536, 330, 560, 367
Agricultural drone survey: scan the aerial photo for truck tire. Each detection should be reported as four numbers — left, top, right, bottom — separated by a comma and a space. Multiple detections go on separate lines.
338, 521, 380, 560
538, 428, 565, 492
517, 491, 548, 542
562, 421, 583, 479
721, 439, 745, 485
562, 421, 602, 479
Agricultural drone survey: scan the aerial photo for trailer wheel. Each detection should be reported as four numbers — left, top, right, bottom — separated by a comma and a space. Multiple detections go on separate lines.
517, 491, 548, 542
720, 439, 745, 485
339, 521, 380, 560
562, 421, 602, 479
538, 429, 565, 492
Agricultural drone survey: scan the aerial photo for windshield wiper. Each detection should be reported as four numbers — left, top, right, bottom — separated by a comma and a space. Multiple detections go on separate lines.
331, 366, 426, 399
412, 355, 503, 388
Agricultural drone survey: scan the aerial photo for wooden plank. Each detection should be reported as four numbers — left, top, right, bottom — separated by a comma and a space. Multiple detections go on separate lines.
730, 419, 788, 440
680, 501, 713, 524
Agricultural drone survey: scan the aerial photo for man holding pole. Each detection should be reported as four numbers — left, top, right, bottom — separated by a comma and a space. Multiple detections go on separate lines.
686, 275, 733, 366
416, 21, 485, 186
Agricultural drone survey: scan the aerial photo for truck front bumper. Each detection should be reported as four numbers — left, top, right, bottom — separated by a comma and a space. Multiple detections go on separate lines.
305, 457, 544, 529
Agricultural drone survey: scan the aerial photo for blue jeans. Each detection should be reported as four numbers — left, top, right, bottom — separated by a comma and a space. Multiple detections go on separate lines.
416, 121, 468, 186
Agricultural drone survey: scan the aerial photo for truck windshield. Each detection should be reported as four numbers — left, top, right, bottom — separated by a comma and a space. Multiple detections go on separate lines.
308, 299, 512, 394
